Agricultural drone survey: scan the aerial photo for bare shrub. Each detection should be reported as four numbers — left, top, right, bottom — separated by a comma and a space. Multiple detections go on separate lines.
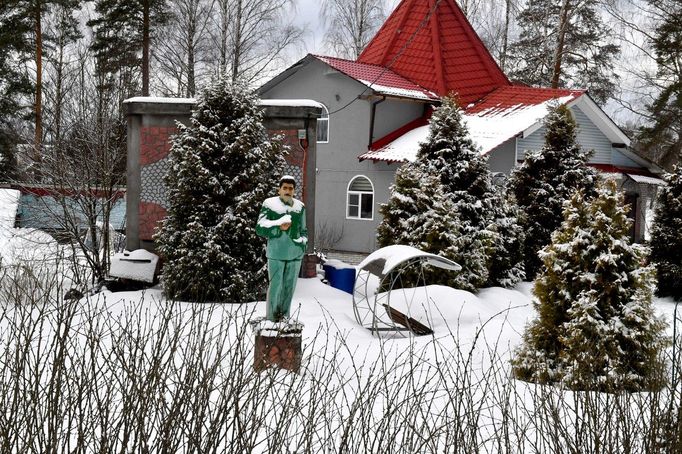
0, 263, 680, 453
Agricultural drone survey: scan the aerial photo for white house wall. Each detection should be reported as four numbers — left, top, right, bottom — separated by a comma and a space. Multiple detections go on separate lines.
260, 58, 426, 253
612, 149, 641, 167
516, 105, 614, 165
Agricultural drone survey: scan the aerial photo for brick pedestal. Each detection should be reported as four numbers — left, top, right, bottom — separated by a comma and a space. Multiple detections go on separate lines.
300, 253, 319, 278
251, 319, 303, 373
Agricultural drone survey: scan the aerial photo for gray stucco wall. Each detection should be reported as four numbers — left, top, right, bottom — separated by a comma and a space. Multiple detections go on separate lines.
260, 58, 430, 253
486, 138, 516, 174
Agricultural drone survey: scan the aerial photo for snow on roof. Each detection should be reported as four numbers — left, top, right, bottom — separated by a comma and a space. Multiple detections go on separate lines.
465, 94, 577, 153
360, 125, 430, 163
357, 80, 438, 101
259, 99, 325, 109
123, 96, 196, 104
359, 87, 583, 163
123, 97, 324, 110
314, 55, 439, 101
627, 173, 666, 186
357, 245, 461, 277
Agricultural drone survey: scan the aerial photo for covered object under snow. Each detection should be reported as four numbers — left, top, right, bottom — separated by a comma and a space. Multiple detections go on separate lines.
353, 245, 461, 336
109, 249, 159, 283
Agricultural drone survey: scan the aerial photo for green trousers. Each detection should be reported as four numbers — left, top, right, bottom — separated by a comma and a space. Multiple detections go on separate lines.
267, 258, 302, 322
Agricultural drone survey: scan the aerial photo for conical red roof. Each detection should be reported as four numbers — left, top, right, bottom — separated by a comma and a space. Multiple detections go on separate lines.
358, 0, 510, 105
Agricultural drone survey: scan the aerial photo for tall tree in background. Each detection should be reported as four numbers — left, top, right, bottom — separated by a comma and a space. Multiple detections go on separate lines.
508, 105, 597, 279
459, 0, 518, 71
638, 0, 682, 170
153, 0, 212, 97
507, 0, 619, 105
0, 1, 33, 180
211, 0, 303, 84
320, 0, 385, 59
43, 0, 82, 144
88, 0, 169, 97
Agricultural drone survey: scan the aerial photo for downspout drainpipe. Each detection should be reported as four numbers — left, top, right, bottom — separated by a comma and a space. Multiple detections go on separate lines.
368, 96, 386, 149
300, 116, 310, 202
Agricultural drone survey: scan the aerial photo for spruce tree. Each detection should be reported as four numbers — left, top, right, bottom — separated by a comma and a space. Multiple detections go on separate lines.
155, 80, 285, 302
486, 191, 526, 287
649, 166, 682, 299
638, 1, 682, 170
0, 130, 18, 182
88, 0, 169, 96
507, 0, 619, 105
508, 104, 597, 279
0, 1, 33, 125
513, 180, 666, 392
378, 97, 517, 292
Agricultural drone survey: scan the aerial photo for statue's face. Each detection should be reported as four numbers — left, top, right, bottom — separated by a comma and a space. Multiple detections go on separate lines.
278, 183, 295, 203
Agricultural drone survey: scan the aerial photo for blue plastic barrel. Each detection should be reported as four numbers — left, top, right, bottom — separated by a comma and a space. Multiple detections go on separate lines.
323, 263, 356, 294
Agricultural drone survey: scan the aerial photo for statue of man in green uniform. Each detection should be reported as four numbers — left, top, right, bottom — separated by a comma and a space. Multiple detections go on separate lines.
256, 176, 308, 322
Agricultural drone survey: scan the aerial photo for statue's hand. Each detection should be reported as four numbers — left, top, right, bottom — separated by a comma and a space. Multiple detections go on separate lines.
280, 223, 291, 231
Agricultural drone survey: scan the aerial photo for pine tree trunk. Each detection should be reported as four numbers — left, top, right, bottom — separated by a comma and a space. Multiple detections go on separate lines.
54, 15, 66, 144
34, 0, 43, 156
551, 0, 571, 89
142, 0, 150, 96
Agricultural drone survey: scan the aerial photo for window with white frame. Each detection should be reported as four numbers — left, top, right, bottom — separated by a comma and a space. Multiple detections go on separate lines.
347, 176, 374, 220
317, 104, 329, 143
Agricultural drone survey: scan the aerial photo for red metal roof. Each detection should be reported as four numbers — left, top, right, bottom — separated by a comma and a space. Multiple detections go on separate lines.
357, 0, 510, 105
313, 55, 439, 100
465, 85, 585, 115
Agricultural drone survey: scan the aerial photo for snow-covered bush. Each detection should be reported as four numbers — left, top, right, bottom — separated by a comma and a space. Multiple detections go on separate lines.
649, 165, 682, 300
155, 80, 285, 302
508, 104, 597, 279
513, 180, 667, 391
378, 97, 523, 291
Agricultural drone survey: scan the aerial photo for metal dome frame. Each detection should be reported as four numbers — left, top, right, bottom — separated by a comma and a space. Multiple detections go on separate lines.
352, 245, 461, 337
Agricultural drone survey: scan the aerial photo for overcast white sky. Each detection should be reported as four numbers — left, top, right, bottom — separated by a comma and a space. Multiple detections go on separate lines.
285, 0, 401, 60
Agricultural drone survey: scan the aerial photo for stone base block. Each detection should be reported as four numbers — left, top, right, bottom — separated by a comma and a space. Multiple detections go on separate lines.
300, 253, 319, 278
251, 319, 303, 373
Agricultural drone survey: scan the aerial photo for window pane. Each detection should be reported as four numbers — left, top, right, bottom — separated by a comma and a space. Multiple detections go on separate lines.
317, 118, 328, 142
360, 194, 373, 219
348, 205, 359, 218
348, 193, 359, 206
349, 176, 372, 192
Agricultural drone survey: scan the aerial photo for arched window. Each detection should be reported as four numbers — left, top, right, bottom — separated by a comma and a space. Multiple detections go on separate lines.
317, 104, 329, 143
347, 176, 374, 220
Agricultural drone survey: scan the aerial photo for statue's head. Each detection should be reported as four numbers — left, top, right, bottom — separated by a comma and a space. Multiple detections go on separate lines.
278, 175, 296, 203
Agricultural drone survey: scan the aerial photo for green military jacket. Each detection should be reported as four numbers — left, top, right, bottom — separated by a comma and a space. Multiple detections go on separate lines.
256, 196, 308, 260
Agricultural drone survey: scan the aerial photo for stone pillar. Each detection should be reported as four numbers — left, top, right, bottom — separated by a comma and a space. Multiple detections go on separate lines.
123, 97, 194, 252
251, 319, 303, 373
